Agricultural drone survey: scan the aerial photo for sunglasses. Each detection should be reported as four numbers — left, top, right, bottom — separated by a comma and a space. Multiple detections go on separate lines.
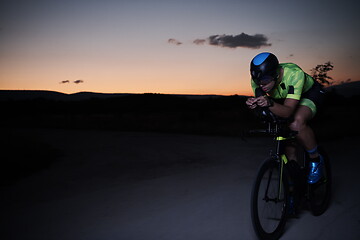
254, 75, 276, 85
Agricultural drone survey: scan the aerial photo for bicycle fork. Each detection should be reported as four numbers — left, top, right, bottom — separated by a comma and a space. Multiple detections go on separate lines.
275, 136, 289, 202
262, 136, 290, 203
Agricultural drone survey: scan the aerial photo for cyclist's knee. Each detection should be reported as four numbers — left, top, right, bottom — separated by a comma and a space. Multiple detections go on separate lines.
290, 106, 313, 132
289, 116, 307, 132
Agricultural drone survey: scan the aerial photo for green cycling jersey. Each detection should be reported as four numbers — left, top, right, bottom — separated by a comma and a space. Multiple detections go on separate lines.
251, 63, 319, 115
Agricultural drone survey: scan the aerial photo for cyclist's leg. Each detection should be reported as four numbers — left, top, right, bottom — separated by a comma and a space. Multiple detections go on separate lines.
293, 81, 325, 156
289, 104, 325, 184
289, 104, 318, 155
285, 139, 297, 162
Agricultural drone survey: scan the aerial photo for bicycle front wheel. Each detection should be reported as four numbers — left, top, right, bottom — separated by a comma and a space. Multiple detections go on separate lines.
251, 158, 289, 240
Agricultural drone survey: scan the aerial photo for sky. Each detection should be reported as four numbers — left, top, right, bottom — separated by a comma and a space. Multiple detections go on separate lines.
1, 0, 359, 95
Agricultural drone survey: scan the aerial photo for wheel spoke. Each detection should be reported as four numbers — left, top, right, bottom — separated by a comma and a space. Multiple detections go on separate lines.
251, 160, 288, 239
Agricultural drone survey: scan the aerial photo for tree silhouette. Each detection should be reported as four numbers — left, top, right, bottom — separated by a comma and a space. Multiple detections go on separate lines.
310, 61, 334, 86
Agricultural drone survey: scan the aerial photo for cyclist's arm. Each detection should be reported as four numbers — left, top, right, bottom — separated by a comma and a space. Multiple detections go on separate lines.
269, 98, 299, 118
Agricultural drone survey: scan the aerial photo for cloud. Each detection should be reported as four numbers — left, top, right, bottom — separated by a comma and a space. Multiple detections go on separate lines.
168, 38, 182, 45
193, 39, 206, 45
194, 33, 271, 49
74, 80, 84, 84
60, 79, 85, 84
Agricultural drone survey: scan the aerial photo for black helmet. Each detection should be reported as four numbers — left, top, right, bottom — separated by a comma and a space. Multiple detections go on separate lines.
250, 52, 279, 84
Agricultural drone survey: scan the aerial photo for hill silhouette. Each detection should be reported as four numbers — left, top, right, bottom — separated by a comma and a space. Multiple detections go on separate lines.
0, 90, 224, 102
1, 84, 359, 185
0, 90, 133, 101
1, 80, 359, 102
325, 80, 360, 97
1, 81, 359, 137
0, 92, 252, 136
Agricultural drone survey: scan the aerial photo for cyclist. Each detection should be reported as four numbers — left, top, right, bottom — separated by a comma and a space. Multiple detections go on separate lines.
245, 52, 325, 184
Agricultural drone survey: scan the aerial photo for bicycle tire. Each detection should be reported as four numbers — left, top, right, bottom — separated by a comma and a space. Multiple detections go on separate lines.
308, 147, 332, 216
251, 158, 289, 240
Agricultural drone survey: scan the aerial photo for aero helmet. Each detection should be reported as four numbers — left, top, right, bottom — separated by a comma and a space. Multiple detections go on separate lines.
250, 52, 279, 84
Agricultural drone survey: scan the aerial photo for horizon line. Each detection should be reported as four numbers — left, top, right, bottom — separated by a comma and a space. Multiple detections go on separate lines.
0, 89, 251, 97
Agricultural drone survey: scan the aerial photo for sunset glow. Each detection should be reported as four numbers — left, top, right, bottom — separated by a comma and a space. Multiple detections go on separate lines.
1, 0, 359, 95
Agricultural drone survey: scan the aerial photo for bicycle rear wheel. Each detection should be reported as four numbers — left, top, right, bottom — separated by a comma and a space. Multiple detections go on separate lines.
251, 158, 289, 240
308, 148, 332, 216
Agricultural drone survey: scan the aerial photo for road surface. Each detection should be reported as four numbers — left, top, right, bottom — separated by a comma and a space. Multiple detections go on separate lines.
1, 128, 359, 239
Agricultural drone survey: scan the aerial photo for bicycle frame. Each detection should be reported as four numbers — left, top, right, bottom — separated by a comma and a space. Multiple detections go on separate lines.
275, 135, 290, 202
251, 108, 331, 239
255, 119, 297, 203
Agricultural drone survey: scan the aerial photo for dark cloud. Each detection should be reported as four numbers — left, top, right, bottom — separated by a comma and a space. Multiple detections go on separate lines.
168, 38, 182, 45
193, 39, 206, 45
194, 33, 271, 49
60, 79, 84, 84
74, 80, 84, 84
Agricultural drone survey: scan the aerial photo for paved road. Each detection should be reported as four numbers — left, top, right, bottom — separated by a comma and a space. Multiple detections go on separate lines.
1, 129, 359, 239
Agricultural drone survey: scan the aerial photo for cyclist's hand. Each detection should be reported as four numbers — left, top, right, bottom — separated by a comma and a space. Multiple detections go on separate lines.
256, 96, 272, 108
246, 97, 258, 109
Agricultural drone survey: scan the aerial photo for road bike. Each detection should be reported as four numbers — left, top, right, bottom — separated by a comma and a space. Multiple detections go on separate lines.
250, 109, 331, 240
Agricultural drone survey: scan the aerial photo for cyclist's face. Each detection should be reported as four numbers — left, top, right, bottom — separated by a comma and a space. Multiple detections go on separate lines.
260, 80, 275, 92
